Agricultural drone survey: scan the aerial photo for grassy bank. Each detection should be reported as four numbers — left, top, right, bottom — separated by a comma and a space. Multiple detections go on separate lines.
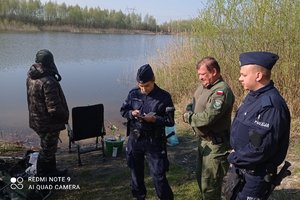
151, 0, 300, 119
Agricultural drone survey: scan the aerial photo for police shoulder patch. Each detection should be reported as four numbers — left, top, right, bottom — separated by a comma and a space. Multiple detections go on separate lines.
213, 99, 223, 109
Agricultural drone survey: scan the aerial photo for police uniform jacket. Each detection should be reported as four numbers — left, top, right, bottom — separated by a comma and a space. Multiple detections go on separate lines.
120, 84, 174, 136
188, 77, 235, 140
228, 81, 290, 170
27, 63, 69, 134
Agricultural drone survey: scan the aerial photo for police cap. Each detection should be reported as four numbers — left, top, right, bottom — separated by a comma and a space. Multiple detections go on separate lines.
239, 51, 279, 70
136, 64, 154, 83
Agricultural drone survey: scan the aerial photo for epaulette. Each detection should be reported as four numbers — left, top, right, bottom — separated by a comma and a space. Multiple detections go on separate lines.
261, 96, 272, 108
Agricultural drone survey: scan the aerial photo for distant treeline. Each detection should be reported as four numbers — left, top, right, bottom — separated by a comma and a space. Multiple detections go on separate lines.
0, 0, 194, 33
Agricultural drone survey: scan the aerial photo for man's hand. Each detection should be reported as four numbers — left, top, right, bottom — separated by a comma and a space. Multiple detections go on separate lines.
229, 149, 235, 167
132, 110, 141, 118
183, 111, 193, 123
141, 113, 156, 123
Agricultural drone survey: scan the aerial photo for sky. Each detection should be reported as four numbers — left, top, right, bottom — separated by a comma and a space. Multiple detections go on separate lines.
40, 0, 207, 24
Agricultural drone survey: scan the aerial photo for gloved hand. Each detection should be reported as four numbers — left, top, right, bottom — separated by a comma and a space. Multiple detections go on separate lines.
183, 111, 193, 123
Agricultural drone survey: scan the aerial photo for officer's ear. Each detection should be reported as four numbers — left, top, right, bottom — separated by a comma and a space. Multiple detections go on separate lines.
255, 71, 263, 82
254, 65, 264, 82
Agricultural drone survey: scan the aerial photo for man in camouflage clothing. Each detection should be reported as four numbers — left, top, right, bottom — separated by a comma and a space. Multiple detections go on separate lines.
27, 49, 69, 177
183, 57, 235, 200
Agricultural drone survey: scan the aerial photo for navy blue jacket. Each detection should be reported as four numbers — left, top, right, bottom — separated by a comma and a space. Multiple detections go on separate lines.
120, 84, 174, 135
228, 81, 290, 169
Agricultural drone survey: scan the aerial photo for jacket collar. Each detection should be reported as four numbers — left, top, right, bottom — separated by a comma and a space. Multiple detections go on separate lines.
207, 76, 223, 89
249, 80, 274, 97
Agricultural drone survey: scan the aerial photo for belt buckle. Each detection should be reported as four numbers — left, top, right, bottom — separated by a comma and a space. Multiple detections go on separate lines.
247, 169, 255, 175
211, 136, 223, 145
133, 129, 140, 140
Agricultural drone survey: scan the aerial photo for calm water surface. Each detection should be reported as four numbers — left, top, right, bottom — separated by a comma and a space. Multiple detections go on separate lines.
0, 32, 178, 144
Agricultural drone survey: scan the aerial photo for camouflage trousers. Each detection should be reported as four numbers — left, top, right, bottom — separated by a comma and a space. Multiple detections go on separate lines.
196, 139, 230, 200
37, 131, 60, 163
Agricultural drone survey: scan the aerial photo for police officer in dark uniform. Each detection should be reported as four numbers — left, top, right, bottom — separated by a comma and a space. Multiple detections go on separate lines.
120, 64, 174, 200
225, 51, 291, 200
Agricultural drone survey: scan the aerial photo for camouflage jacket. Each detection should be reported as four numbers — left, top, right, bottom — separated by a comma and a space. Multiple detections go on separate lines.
26, 63, 69, 133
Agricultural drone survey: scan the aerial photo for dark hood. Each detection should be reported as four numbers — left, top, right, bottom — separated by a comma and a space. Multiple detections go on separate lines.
31, 49, 62, 81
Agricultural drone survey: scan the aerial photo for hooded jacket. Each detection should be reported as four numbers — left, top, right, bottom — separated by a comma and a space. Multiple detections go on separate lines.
27, 62, 69, 133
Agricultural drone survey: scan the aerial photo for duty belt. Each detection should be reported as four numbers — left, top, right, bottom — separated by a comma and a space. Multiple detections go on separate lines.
198, 134, 224, 144
132, 129, 163, 139
195, 129, 228, 145
209, 135, 224, 145
238, 167, 276, 177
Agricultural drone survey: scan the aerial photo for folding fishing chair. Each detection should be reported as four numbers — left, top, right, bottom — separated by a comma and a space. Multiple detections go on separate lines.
66, 104, 106, 166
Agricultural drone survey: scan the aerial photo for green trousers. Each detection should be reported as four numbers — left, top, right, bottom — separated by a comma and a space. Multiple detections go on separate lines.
196, 139, 230, 200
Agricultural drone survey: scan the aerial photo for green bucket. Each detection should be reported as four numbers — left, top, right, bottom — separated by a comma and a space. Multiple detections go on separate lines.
105, 138, 124, 157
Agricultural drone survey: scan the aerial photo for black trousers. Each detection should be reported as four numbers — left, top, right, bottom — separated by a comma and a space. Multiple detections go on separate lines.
126, 135, 173, 200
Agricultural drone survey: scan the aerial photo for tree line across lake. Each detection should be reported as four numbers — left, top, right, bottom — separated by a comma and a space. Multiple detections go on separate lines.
0, 0, 194, 33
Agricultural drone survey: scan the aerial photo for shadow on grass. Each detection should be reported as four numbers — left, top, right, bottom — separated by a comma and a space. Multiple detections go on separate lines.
50, 137, 199, 200
270, 189, 300, 200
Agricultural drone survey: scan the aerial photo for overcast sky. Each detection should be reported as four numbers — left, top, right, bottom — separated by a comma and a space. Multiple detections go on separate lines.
40, 0, 207, 24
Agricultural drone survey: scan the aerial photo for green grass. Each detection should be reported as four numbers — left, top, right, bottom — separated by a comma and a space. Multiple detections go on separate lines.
292, 142, 300, 156
49, 159, 199, 200
271, 190, 300, 200
168, 165, 199, 199
293, 167, 300, 174
137, 164, 199, 200
0, 142, 25, 154
1, 128, 299, 200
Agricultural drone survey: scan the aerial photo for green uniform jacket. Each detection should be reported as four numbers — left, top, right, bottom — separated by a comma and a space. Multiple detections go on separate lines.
188, 77, 235, 139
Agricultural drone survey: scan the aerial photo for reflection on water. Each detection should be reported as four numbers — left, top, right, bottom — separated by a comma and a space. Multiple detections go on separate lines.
0, 32, 179, 144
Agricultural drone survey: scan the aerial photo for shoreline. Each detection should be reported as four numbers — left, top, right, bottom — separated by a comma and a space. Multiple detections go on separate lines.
0, 21, 168, 35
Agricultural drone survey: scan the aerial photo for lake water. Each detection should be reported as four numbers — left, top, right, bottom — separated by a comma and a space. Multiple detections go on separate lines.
0, 32, 178, 144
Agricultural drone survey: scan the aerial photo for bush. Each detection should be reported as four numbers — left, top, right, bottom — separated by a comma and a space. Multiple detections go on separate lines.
152, 0, 300, 117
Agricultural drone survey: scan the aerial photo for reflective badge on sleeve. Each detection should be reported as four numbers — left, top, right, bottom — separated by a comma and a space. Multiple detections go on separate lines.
213, 99, 223, 109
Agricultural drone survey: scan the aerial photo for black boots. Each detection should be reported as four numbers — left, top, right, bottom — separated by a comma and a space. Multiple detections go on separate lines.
30, 157, 67, 200
36, 157, 68, 177
47, 158, 68, 177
